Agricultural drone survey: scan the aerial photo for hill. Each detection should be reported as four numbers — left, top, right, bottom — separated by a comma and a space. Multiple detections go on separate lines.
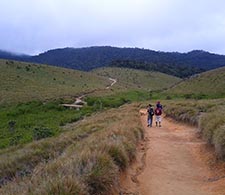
92, 67, 181, 91
1, 47, 225, 78
0, 50, 29, 61
0, 59, 109, 105
0, 60, 181, 105
164, 66, 225, 99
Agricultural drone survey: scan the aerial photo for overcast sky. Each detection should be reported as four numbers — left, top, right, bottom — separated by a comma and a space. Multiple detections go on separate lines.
1, 0, 225, 55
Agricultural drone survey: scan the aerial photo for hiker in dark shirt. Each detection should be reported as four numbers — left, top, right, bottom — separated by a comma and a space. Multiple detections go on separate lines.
147, 104, 154, 127
156, 101, 163, 110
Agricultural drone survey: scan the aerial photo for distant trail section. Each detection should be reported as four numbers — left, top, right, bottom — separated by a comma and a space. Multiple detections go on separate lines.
106, 78, 117, 89
119, 110, 225, 195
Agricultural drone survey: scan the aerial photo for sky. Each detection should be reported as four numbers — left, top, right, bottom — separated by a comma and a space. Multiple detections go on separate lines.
1, 0, 225, 55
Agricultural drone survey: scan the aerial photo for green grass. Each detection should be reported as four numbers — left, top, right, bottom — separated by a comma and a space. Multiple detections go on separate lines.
0, 103, 143, 195
86, 90, 150, 108
92, 67, 181, 91
163, 99, 225, 159
163, 66, 225, 99
0, 100, 83, 148
0, 90, 149, 149
0, 60, 181, 107
0, 59, 109, 105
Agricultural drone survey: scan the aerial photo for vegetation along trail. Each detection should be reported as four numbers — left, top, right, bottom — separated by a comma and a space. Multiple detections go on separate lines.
120, 110, 225, 195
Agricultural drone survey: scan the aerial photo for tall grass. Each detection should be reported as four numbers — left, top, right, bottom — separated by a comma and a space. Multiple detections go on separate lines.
0, 103, 143, 195
163, 99, 225, 159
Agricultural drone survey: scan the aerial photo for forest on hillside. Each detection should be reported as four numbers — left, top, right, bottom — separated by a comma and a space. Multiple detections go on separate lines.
109, 60, 204, 78
1, 46, 225, 78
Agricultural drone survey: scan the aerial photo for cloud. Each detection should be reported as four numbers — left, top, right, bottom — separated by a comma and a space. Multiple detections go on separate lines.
0, 0, 225, 54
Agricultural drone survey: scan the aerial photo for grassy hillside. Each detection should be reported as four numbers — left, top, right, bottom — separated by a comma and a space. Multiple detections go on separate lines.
0, 59, 109, 105
0, 103, 143, 195
164, 66, 225, 99
0, 60, 181, 149
92, 67, 181, 92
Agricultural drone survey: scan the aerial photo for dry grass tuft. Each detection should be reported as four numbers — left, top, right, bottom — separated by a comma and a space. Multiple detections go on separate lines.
0, 103, 143, 194
214, 125, 225, 159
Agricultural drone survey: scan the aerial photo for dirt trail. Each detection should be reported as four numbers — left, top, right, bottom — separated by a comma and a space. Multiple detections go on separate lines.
119, 111, 225, 195
106, 78, 117, 89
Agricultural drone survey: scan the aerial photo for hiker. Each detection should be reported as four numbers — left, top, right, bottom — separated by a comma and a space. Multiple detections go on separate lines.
147, 104, 154, 127
155, 101, 162, 127
156, 101, 163, 110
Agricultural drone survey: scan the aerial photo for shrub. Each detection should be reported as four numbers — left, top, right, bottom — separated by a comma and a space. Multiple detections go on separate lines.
33, 127, 54, 140
213, 125, 225, 159
9, 134, 22, 146
8, 121, 16, 132
166, 95, 172, 100
184, 93, 194, 99
25, 66, 30, 71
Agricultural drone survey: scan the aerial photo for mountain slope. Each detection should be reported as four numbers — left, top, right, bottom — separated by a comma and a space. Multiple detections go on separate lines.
0, 59, 182, 105
1, 47, 225, 78
0, 59, 109, 105
92, 67, 181, 91
164, 66, 225, 98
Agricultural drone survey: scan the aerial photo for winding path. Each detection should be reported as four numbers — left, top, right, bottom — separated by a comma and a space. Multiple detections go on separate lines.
106, 78, 117, 89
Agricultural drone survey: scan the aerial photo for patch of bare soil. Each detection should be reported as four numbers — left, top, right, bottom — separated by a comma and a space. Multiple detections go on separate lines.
119, 111, 225, 195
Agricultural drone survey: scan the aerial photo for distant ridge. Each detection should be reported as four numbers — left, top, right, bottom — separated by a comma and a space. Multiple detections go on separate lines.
1, 46, 225, 77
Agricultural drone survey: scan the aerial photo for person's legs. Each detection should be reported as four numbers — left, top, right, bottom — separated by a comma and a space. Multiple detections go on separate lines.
150, 116, 153, 127
147, 116, 150, 126
156, 116, 159, 127
159, 116, 162, 127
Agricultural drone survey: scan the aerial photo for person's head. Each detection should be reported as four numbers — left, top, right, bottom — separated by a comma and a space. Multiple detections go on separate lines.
157, 101, 160, 104
149, 104, 152, 107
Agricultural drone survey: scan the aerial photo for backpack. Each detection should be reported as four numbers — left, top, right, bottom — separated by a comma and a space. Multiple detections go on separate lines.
155, 107, 162, 115
148, 108, 154, 116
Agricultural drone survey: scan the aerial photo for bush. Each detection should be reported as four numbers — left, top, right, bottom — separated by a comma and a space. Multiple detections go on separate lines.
8, 120, 16, 132
184, 93, 194, 99
9, 134, 22, 146
213, 125, 225, 159
33, 127, 54, 140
